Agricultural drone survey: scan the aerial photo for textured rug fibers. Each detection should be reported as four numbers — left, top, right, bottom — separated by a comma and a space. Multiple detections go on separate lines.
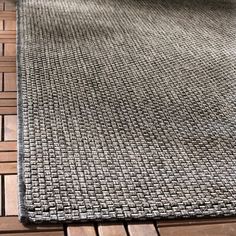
18, 0, 236, 223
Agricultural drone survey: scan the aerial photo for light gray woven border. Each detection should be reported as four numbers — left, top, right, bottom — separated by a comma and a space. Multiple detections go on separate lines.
17, 0, 28, 223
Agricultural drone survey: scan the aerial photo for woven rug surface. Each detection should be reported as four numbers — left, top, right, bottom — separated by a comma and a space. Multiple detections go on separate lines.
18, 0, 236, 223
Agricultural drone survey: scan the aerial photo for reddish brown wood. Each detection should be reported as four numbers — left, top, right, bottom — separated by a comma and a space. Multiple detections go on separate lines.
0, 141, 16, 151
0, 11, 16, 19
0, 175, 2, 215
0, 73, 2, 91
0, 99, 16, 106
2, 232, 65, 236
128, 223, 158, 236
159, 223, 236, 236
0, 217, 63, 233
67, 225, 96, 236
5, 174, 17, 215
4, 72, 16, 91
0, 106, 17, 114
0, 151, 16, 162
4, 43, 15, 56
0, 161, 16, 173
0, 56, 16, 62
0, 114, 2, 141
98, 223, 127, 236
0, 66, 15, 72
4, 115, 17, 140
0, 91, 16, 98
4, 20, 16, 30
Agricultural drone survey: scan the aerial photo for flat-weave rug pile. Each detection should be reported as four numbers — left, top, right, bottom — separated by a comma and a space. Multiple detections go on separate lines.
18, 0, 236, 223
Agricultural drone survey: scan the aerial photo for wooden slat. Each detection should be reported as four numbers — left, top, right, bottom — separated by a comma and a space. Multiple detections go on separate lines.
4, 20, 16, 30
2, 232, 65, 236
4, 115, 17, 140
128, 223, 158, 236
0, 115, 1, 141
0, 73, 2, 91
4, 72, 16, 91
0, 12, 16, 19
5, 174, 17, 215
5, 1, 16, 11
0, 151, 17, 162
0, 31, 16, 43
159, 223, 236, 236
0, 217, 63, 233
0, 106, 17, 114
0, 66, 16, 72
0, 162, 16, 173
98, 223, 127, 236
0, 175, 2, 216
67, 225, 96, 236
0, 141, 16, 151
0, 56, 15, 62
0, 92, 16, 98
0, 99, 16, 106
4, 43, 16, 56
157, 217, 236, 227
0, 20, 3, 30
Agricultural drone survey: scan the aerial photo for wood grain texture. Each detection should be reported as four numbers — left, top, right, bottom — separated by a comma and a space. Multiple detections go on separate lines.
4, 20, 16, 30
0, 151, 17, 162
0, 91, 16, 98
0, 161, 16, 173
0, 11, 16, 19
128, 223, 158, 236
0, 73, 2, 91
0, 232, 65, 236
67, 225, 97, 236
4, 115, 17, 140
0, 114, 2, 141
4, 72, 16, 91
0, 175, 2, 215
4, 174, 17, 215
0, 217, 63, 233
0, 141, 16, 150
0, 106, 17, 114
98, 223, 127, 236
4, 43, 16, 56
159, 223, 236, 236
0, 99, 16, 106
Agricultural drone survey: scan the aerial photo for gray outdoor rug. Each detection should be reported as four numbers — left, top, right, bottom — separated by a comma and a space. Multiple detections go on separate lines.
18, 0, 236, 223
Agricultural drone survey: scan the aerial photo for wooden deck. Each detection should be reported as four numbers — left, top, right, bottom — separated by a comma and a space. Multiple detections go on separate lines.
1, 0, 236, 235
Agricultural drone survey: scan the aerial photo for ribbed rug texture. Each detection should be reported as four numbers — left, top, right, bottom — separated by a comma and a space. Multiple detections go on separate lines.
18, 0, 236, 223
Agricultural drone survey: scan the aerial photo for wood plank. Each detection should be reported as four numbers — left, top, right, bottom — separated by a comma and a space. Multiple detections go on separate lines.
0, 73, 2, 91
159, 223, 236, 236
0, 151, 17, 162
0, 92, 16, 98
98, 223, 127, 236
0, 38, 16, 43
0, 56, 15, 62
4, 20, 16, 30
0, 232, 65, 236
157, 217, 236, 227
0, 115, 1, 141
0, 20, 3, 30
0, 175, 2, 216
0, 66, 16, 72
4, 73, 16, 91
0, 107, 17, 114
4, 43, 16, 56
4, 1, 16, 11
0, 217, 63, 233
0, 141, 16, 151
128, 223, 158, 236
4, 115, 17, 140
0, 61, 15, 66
4, 174, 17, 215
0, 162, 16, 173
0, 99, 16, 106
67, 225, 96, 236
0, 12, 16, 20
